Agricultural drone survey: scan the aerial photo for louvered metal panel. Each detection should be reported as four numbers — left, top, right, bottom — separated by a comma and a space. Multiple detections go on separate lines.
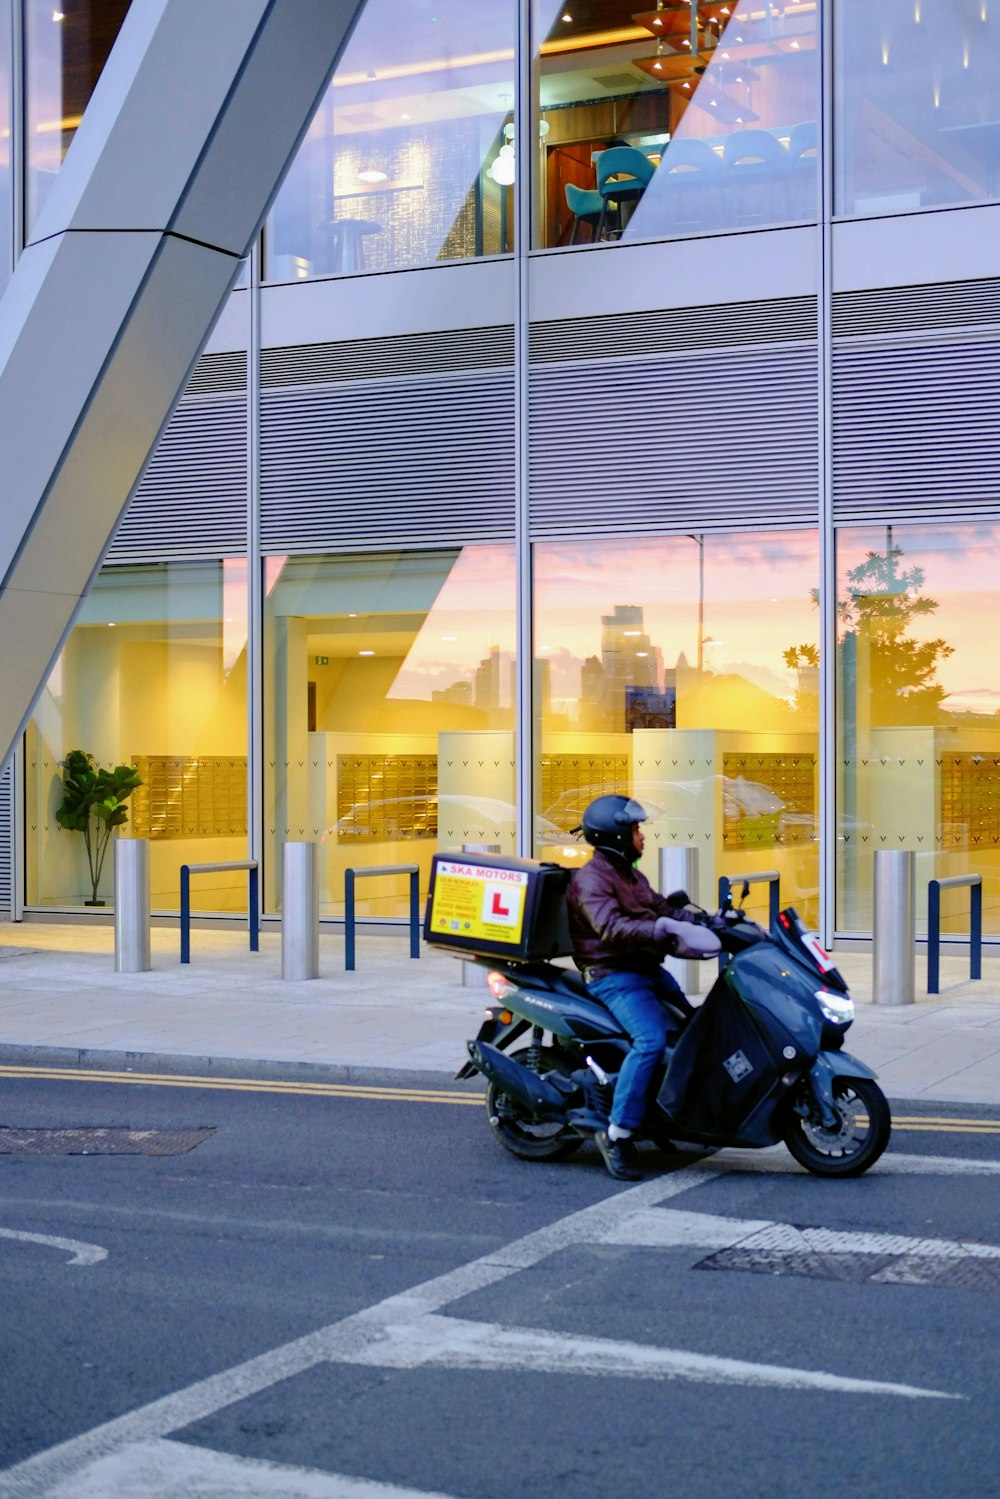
184, 349, 248, 395
531, 295, 817, 365
530, 344, 818, 538
107, 392, 248, 562
0, 764, 13, 919
262, 325, 514, 388
832, 337, 1000, 524
260, 368, 515, 551
833, 278, 1000, 340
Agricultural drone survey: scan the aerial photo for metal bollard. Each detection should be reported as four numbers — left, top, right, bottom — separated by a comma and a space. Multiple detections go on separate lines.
462, 844, 502, 988
282, 841, 319, 980
873, 849, 915, 1005
659, 847, 703, 997
114, 838, 151, 973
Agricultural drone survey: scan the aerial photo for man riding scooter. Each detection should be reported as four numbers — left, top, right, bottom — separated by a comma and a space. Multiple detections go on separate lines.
567, 795, 719, 1181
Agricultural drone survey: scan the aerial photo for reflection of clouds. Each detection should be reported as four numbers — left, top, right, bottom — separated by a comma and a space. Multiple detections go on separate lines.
837, 526, 1000, 701
941, 689, 1000, 716
536, 533, 819, 609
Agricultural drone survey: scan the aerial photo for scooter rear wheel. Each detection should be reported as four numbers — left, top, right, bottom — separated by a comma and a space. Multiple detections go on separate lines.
486, 1047, 582, 1162
782, 1075, 891, 1177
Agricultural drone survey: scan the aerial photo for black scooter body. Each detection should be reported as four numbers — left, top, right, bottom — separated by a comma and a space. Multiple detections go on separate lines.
461, 906, 880, 1158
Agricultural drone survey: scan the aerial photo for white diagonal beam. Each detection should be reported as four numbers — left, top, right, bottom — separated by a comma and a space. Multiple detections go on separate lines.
0, 0, 363, 767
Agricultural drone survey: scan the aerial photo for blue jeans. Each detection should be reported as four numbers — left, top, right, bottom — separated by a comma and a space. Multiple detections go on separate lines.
589, 968, 687, 1133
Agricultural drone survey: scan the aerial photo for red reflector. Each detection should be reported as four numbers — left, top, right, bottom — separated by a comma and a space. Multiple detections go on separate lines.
779, 913, 791, 929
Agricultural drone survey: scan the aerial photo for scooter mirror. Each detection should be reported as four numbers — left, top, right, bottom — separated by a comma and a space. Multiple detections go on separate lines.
740, 880, 750, 903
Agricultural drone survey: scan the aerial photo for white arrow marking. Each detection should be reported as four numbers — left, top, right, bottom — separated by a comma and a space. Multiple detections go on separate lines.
341, 1312, 956, 1400
0, 1226, 107, 1266
46, 1438, 458, 1498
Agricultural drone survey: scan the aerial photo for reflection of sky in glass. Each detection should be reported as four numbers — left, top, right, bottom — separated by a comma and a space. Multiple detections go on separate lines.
388, 545, 515, 700
838, 523, 1000, 713
536, 533, 819, 702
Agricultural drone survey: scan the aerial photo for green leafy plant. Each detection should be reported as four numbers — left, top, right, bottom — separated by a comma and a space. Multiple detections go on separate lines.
55, 750, 142, 906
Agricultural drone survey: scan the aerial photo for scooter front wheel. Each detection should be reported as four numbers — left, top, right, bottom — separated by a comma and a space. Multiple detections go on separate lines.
782, 1075, 891, 1177
486, 1047, 582, 1162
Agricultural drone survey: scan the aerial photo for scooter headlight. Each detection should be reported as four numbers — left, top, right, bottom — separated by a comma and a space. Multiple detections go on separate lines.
815, 987, 854, 1025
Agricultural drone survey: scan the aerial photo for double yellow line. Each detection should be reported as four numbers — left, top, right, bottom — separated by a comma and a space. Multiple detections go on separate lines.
1, 1065, 998, 1134
0, 1063, 482, 1106
892, 1115, 1000, 1136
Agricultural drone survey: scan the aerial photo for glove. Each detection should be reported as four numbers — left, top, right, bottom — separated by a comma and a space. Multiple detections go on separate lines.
654, 914, 722, 958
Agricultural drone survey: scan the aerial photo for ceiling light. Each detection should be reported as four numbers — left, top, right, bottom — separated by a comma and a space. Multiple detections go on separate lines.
357, 168, 388, 184
561, 10, 573, 19
52, 9, 64, 18
107, 622, 116, 628
358, 650, 375, 656
790, 38, 799, 47
441, 635, 458, 641
653, 60, 662, 69
401, 112, 411, 120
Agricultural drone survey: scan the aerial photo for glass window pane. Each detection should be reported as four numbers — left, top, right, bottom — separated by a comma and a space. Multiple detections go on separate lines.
0, 0, 10, 293
534, 533, 820, 927
263, 546, 516, 918
836, 0, 1000, 216
534, 0, 818, 249
25, 560, 249, 913
837, 524, 1000, 935
265, 0, 516, 282
26, 0, 132, 234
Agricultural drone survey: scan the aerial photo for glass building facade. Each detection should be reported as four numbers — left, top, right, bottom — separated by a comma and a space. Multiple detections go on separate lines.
3, 0, 1000, 947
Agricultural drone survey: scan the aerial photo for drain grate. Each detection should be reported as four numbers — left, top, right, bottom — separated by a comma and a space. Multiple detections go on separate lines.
0, 1127, 215, 1156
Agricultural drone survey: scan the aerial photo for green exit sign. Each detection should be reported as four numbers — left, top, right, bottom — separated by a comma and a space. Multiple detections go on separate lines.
315, 655, 329, 666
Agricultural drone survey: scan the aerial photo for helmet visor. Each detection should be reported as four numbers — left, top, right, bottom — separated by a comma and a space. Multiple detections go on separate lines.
613, 797, 653, 826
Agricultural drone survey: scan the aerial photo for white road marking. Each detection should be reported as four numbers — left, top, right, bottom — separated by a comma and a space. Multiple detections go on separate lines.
0, 1226, 107, 1266
46, 1438, 458, 1498
703, 1146, 1000, 1176
342, 1312, 956, 1399
593, 1208, 1000, 1262
0, 1152, 983, 1498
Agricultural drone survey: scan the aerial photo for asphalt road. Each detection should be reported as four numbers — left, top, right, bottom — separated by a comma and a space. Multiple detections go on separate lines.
1, 1060, 999, 1498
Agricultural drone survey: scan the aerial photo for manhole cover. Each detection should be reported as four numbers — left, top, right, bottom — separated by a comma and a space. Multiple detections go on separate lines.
0, 1127, 215, 1156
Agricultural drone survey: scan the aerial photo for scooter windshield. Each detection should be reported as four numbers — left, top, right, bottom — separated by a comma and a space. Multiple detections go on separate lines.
774, 909, 848, 992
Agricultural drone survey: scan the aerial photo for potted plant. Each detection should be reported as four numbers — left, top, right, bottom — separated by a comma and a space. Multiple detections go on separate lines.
55, 749, 143, 907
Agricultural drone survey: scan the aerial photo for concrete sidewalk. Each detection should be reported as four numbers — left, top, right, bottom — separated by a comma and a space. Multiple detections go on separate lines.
1, 921, 999, 1106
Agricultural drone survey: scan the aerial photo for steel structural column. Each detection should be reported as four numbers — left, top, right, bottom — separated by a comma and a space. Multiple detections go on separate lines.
818, 0, 836, 947
0, 0, 362, 771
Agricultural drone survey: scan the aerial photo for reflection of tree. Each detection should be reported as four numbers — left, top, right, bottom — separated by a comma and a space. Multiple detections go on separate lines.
841, 545, 953, 724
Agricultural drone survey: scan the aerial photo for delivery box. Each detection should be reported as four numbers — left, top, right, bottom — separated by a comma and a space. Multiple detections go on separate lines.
423, 852, 572, 962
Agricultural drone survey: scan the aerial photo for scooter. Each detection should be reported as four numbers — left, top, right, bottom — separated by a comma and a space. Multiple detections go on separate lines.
457, 894, 891, 1178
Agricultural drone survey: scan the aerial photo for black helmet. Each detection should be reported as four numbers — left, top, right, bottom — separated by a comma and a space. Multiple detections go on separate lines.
578, 795, 649, 863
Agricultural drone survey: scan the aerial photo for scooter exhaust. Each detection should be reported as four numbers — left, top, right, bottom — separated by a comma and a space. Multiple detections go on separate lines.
467, 1040, 568, 1119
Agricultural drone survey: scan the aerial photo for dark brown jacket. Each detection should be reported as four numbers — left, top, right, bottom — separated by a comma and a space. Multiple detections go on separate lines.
567, 848, 684, 980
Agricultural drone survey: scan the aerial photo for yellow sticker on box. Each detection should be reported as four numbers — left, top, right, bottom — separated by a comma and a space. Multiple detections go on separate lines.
431, 860, 528, 945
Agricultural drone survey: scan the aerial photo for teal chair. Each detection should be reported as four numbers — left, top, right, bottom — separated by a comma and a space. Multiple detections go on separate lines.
593, 146, 656, 240
565, 182, 604, 244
